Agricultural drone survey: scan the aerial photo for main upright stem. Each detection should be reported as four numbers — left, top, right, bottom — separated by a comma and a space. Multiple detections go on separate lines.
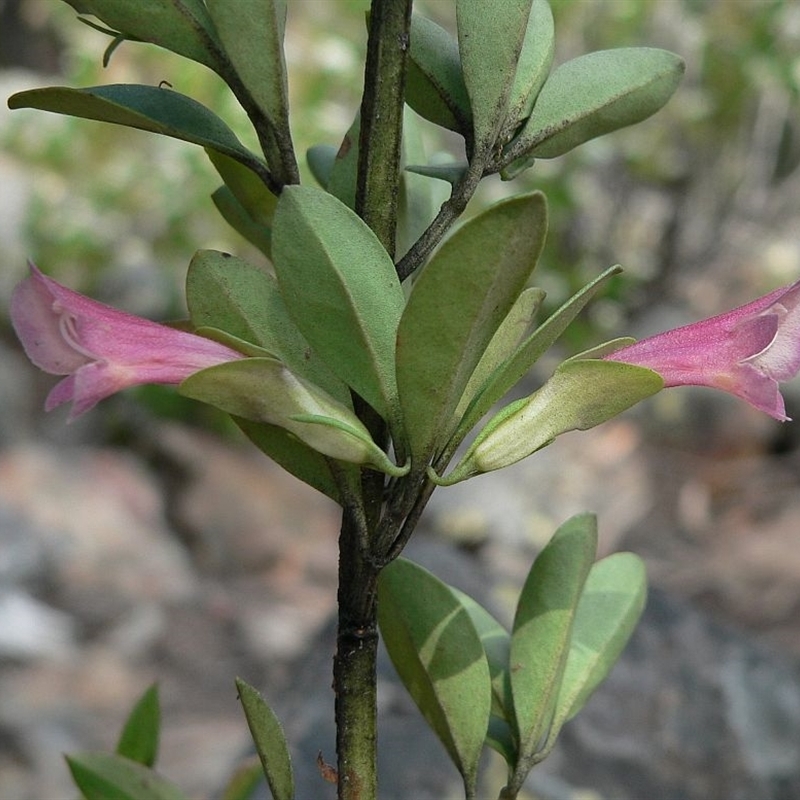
334, 2, 412, 799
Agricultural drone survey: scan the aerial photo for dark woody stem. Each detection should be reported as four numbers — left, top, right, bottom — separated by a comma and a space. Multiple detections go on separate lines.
333, 2, 412, 799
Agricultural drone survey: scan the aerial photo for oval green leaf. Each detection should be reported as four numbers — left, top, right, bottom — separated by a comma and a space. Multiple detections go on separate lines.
506, 47, 685, 164
546, 552, 647, 748
498, 0, 554, 143
509, 513, 597, 770
8, 84, 265, 173
186, 250, 348, 403
206, 150, 278, 229
378, 558, 492, 795
206, 0, 288, 129
406, 13, 472, 135
271, 186, 404, 424
66, 752, 188, 800
397, 192, 547, 462
116, 684, 160, 768
235, 678, 294, 800
456, 0, 533, 155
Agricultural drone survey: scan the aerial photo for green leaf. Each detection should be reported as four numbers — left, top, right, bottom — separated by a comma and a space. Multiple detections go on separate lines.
116, 684, 160, 768
506, 47, 685, 165
453, 286, 546, 423
405, 161, 468, 186
455, 265, 622, 441
396, 192, 547, 462
406, 13, 472, 135
509, 514, 597, 769
206, 0, 288, 128
327, 113, 360, 209
211, 186, 273, 256
235, 678, 294, 800
457, 0, 533, 154
8, 85, 265, 172
450, 589, 512, 720
446, 358, 663, 483
306, 145, 337, 188
220, 757, 264, 800
397, 109, 445, 261
179, 358, 396, 471
66, 752, 188, 800
546, 553, 646, 747
62, 0, 223, 70
378, 558, 492, 795
186, 250, 348, 403
206, 150, 278, 229
234, 417, 343, 503
498, 0, 554, 143
271, 186, 404, 424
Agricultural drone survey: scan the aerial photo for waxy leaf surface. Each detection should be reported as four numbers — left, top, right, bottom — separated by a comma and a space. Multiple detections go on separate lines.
378, 558, 491, 795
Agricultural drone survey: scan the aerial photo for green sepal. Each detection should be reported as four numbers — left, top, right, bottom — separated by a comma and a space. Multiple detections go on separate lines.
179, 358, 387, 468
456, 0, 533, 156
288, 414, 409, 477
66, 752, 188, 800
504, 47, 685, 171
454, 265, 622, 443
235, 678, 294, 800
396, 192, 547, 463
61, 0, 223, 71
378, 558, 492, 797
497, 0, 554, 143
271, 186, 404, 427
453, 286, 546, 424
406, 13, 472, 135
509, 513, 597, 772
116, 684, 160, 768
443, 357, 663, 484
8, 85, 265, 174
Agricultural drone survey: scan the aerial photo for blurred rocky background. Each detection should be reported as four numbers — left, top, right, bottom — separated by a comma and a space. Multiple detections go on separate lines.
1, 1, 800, 798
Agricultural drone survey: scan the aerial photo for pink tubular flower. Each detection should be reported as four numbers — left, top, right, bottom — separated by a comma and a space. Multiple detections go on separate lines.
11, 263, 244, 419
605, 279, 800, 421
